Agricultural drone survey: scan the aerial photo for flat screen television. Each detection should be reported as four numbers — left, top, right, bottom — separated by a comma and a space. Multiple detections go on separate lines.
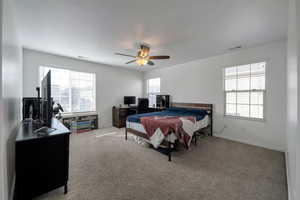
124, 96, 136, 106
41, 71, 52, 127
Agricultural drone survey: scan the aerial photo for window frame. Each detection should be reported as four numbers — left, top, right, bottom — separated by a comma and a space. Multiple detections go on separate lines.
39, 65, 96, 114
223, 61, 267, 121
146, 77, 161, 108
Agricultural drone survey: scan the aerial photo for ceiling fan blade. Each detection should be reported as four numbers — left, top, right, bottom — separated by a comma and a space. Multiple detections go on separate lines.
115, 53, 136, 58
125, 60, 137, 64
149, 55, 170, 59
147, 60, 155, 66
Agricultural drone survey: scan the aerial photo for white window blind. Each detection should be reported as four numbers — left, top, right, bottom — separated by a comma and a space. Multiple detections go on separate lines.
224, 62, 266, 119
40, 66, 96, 113
147, 78, 160, 107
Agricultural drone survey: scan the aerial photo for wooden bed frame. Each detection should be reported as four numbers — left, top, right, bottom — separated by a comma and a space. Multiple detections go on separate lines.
125, 102, 213, 161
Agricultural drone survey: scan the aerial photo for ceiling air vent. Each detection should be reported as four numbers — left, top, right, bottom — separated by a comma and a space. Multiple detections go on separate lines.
78, 56, 88, 59
228, 45, 243, 51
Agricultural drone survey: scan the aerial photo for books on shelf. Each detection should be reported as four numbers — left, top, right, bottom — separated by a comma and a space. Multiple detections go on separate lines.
61, 113, 98, 134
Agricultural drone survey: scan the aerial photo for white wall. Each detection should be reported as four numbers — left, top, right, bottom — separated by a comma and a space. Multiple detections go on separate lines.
1, 0, 23, 199
22, 49, 144, 128
0, 0, 3, 198
144, 41, 286, 151
286, 0, 300, 199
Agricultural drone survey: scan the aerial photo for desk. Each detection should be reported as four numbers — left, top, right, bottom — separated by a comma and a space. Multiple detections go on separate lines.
15, 118, 70, 200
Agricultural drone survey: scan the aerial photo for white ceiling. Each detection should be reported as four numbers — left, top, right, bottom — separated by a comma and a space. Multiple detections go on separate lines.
15, 0, 288, 71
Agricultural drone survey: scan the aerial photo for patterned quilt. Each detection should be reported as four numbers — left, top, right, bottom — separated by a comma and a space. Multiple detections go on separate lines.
140, 116, 196, 148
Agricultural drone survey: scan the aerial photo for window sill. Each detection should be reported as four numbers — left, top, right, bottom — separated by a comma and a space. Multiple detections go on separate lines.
224, 115, 265, 122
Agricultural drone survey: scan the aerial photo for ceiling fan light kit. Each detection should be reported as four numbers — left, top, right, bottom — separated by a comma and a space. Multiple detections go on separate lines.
136, 58, 149, 66
115, 44, 170, 67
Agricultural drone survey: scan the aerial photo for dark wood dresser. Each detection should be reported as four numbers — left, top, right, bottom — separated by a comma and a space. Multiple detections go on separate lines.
15, 118, 70, 200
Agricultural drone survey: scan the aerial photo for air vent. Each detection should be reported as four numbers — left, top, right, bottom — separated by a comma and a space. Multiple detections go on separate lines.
228, 46, 243, 51
78, 56, 88, 59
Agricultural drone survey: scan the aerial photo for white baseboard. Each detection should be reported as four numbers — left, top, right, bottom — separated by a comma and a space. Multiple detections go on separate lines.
285, 152, 294, 200
214, 134, 283, 152
9, 174, 15, 200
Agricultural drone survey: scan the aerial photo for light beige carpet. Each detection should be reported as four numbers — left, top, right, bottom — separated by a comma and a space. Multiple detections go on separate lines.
35, 127, 287, 200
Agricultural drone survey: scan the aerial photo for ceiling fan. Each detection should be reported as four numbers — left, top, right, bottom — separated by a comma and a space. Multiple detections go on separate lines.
115, 44, 170, 66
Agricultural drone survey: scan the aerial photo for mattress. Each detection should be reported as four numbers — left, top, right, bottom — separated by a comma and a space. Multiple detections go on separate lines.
127, 107, 208, 123
126, 115, 209, 143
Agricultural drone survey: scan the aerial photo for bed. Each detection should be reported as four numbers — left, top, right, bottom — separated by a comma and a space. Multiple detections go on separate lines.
125, 102, 213, 161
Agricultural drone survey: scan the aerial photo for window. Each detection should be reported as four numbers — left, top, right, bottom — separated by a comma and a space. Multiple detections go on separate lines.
147, 78, 160, 107
224, 62, 265, 120
40, 66, 96, 113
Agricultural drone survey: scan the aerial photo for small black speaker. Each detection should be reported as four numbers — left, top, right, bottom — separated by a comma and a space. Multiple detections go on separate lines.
156, 95, 170, 108
22, 97, 41, 120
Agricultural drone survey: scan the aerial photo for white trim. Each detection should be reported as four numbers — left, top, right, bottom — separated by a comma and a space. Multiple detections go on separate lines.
146, 77, 161, 93
146, 77, 161, 107
39, 66, 96, 113
9, 175, 15, 200
0, 134, 4, 200
223, 61, 266, 121
215, 133, 284, 152
224, 114, 265, 122
285, 152, 294, 200
224, 90, 266, 121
